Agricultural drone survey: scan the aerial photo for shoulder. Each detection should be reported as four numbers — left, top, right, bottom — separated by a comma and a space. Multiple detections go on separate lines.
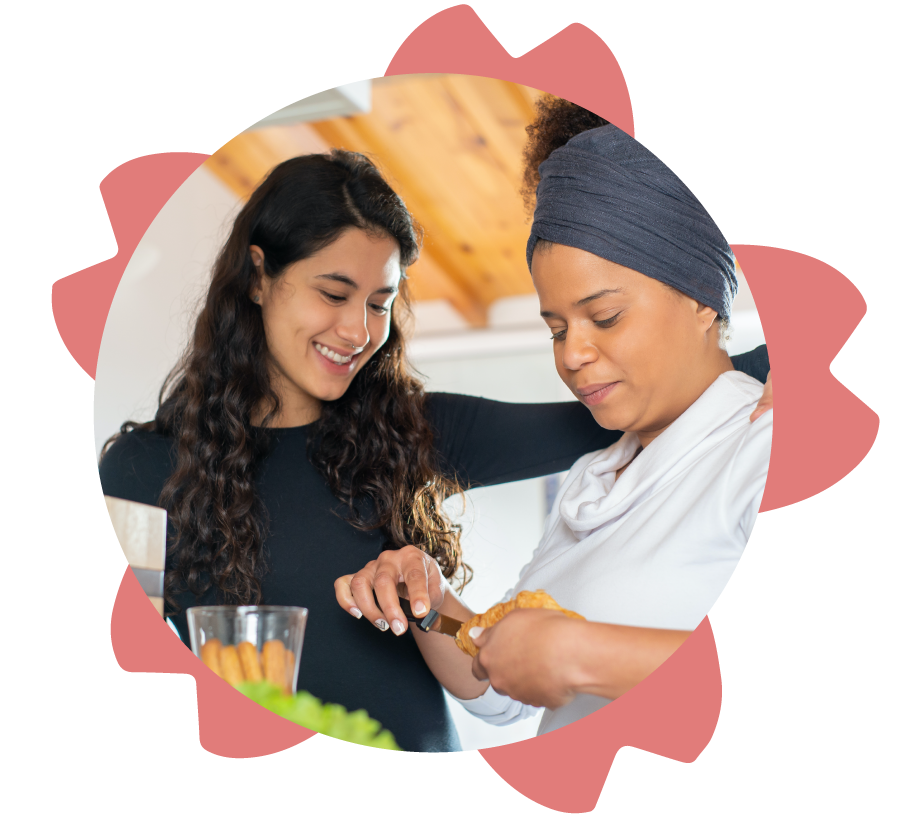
99, 425, 175, 508
720, 369, 765, 402
720, 400, 773, 536
101, 425, 174, 463
730, 344, 769, 383
713, 372, 771, 453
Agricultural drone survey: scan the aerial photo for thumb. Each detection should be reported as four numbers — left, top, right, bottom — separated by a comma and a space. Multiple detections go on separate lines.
469, 626, 486, 646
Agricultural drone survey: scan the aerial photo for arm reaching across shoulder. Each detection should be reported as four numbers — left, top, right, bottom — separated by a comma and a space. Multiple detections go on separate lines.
428, 345, 770, 487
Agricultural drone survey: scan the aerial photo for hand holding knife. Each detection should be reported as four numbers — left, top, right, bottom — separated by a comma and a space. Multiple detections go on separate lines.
398, 597, 463, 638
334, 545, 469, 639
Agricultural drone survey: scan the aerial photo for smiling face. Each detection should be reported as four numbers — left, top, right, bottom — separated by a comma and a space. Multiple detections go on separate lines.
250, 227, 402, 427
532, 242, 732, 447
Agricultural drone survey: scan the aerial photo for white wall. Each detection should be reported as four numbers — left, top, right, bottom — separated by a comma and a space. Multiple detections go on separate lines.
94, 165, 239, 452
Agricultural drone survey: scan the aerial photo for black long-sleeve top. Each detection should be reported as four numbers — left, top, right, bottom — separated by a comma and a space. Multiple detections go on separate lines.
98, 346, 768, 752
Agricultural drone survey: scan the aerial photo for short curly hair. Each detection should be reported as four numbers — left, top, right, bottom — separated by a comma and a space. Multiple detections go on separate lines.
521, 96, 610, 213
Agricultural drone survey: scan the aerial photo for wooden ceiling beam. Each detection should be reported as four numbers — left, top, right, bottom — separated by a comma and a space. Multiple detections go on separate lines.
204, 124, 330, 199
310, 81, 534, 306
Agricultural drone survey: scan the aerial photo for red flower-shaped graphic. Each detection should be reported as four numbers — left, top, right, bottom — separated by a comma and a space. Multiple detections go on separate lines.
51, 4, 878, 814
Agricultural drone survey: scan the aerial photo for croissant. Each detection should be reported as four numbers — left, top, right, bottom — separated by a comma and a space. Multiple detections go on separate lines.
454, 590, 585, 657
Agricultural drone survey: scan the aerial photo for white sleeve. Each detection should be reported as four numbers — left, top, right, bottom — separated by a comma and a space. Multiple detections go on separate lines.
738, 410, 773, 540
449, 685, 542, 725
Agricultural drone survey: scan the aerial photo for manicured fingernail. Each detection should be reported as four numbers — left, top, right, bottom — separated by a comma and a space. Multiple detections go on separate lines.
468, 626, 484, 641
374, 619, 389, 631
413, 601, 427, 615
349, 607, 363, 619
392, 619, 406, 635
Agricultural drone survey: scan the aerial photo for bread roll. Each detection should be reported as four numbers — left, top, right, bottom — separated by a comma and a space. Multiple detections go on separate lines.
219, 644, 244, 685
200, 638, 223, 677
262, 640, 289, 692
237, 641, 263, 681
455, 590, 584, 657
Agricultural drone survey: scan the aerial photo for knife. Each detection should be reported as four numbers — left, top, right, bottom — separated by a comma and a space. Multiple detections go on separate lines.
398, 597, 463, 637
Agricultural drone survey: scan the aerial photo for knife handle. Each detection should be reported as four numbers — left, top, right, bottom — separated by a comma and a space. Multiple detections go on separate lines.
398, 597, 441, 633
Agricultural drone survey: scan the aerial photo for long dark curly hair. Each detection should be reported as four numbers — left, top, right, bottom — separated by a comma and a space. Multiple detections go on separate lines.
104, 150, 467, 608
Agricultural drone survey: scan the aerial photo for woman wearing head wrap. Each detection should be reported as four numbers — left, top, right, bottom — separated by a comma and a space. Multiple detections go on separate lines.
335, 98, 773, 737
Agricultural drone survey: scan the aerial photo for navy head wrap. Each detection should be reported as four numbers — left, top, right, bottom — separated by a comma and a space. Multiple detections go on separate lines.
526, 124, 737, 320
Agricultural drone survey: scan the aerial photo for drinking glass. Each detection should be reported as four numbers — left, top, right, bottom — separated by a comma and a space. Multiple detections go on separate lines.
187, 605, 308, 694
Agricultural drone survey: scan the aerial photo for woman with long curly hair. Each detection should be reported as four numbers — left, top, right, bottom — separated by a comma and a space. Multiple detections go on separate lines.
334, 98, 774, 738
101, 147, 770, 752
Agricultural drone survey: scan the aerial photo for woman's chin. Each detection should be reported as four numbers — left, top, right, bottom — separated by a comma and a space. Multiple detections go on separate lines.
588, 404, 634, 432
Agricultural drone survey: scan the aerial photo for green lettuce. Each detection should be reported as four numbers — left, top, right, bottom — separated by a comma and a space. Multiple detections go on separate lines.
235, 681, 401, 751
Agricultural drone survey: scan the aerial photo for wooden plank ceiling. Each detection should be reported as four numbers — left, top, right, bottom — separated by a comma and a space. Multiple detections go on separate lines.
204, 74, 544, 328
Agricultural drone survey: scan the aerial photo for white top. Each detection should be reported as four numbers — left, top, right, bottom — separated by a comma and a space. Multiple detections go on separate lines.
453, 370, 773, 735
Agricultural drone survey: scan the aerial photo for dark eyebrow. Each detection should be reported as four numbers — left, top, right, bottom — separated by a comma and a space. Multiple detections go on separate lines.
316, 273, 357, 288
315, 273, 398, 297
575, 288, 624, 307
540, 288, 624, 318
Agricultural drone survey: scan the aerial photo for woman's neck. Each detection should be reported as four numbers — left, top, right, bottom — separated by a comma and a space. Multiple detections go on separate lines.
635, 350, 734, 450
252, 386, 322, 428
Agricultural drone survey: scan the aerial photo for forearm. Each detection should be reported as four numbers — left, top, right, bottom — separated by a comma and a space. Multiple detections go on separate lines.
565, 621, 691, 701
411, 585, 488, 700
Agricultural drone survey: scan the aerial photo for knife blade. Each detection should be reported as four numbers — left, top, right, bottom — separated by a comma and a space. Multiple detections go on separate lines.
398, 597, 463, 637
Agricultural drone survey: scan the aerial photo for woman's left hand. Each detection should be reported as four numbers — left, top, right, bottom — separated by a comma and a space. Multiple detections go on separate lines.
750, 371, 772, 422
469, 609, 581, 710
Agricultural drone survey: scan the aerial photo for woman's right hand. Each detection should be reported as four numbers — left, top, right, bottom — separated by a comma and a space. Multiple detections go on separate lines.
334, 546, 446, 637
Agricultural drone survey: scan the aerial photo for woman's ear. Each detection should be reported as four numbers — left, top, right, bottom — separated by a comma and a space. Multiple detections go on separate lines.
249, 245, 265, 304
695, 302, 719, 334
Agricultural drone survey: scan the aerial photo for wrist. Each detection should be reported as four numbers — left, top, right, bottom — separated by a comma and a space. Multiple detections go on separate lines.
553, 618, 602, 696
437, 583, 475, 621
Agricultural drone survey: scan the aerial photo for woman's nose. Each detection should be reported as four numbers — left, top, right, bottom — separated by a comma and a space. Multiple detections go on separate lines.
336, 308, 370, 350
562, 327, 598, 371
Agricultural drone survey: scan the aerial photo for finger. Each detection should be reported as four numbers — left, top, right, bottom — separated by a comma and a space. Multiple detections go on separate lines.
373, 563, 410, 636
333, 576, 364, 620
401, 552, 434, 618
349, 571, 389, 632
469, 625, 486, 645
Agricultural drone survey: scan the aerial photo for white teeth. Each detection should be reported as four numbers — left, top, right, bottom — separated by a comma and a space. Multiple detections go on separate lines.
316, 343, 353, 364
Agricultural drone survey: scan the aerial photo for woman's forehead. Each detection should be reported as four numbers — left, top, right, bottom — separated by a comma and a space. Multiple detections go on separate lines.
291, 229, 402, 290
532, 244, 643, 297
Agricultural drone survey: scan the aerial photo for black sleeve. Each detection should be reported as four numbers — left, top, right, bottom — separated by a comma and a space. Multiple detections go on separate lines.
426, 393, 620, 489
731, 344, 769, 382
425, 343, 769, 490
98, 428, 175, 508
